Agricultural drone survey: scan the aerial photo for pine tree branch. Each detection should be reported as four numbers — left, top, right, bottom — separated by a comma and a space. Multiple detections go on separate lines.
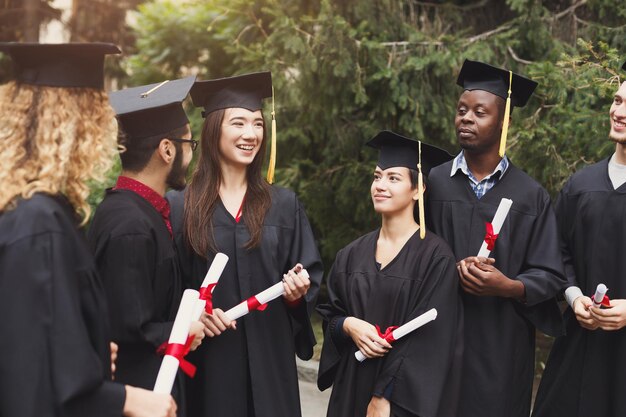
507, 46, 533, 65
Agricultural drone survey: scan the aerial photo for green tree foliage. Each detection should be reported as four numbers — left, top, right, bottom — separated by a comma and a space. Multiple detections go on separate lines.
126, 0, 625, 269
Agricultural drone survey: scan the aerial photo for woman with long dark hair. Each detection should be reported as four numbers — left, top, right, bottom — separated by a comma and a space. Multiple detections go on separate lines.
167, 71, 323, 417
317, 131, 463, 417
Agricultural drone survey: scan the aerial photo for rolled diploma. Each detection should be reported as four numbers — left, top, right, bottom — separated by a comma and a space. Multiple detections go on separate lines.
225, 269, 310, 321
355, 308, 438, 362
592, 283, 608, 308
192, 253, 229, 320
154, 289, 199, 394
477, 198, 513, 258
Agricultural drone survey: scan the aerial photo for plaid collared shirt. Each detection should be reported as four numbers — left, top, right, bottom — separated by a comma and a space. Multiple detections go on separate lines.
450, 152, 509, 199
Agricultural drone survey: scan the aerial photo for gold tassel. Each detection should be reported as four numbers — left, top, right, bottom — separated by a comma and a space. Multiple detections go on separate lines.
498, 70, 513, 158
417, 140, 426, 239
266, 86, 277, 184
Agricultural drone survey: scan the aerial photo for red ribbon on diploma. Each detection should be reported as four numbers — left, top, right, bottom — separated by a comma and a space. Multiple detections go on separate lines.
590, 293, 611, 308
157, 335, 196, 378
198, 283, 217, 315
375, 325, 399, 343
246, 296, 268, 312
484, 222, 499, 251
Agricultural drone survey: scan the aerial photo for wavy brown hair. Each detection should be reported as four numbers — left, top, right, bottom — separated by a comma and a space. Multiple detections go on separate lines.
0, 81, 118, 224
184, 109, 272, 258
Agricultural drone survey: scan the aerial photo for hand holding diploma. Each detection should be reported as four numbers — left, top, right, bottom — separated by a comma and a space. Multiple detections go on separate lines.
224, 267, 311, 321
343, 317, 392, 359
354, 308, 438, 362
589, 299, 626, 331
282, 263, 310, 303
457, 257, 525, 299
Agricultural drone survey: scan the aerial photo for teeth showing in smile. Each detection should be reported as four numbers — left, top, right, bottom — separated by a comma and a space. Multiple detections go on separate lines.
615, 120, 626, 128
237, 144, 254, 151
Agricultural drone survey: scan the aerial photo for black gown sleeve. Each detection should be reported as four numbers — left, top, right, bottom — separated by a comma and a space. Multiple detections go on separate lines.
316, 251, 351, 391
511, 193, 567, 336
554, 180, 577, 288
0, 233, 126, 417
285, 196, 324, 360
95, 233, 173, 348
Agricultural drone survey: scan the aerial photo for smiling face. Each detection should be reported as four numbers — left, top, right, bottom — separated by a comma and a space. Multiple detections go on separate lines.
218, 107, 265, 169
371, 166, 419, 217
609, 81, 626, 144
455, 89, 504, 154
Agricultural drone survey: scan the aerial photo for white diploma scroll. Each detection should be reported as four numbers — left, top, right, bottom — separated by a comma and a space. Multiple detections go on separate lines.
192, 253, 229, 320
592, 283, 609, 308
224, 269, 310, 321
355, 308, 438, 362
153, 289, 199, 394
477, 198, 513, 258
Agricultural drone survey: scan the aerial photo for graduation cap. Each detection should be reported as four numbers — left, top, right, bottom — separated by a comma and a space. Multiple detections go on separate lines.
190, 71, 277, 183
367, 130, 453, 239
457, 59, 538, 157
0, 42, 121, 89
622, 61, 626, 71
109, 76, 196, 139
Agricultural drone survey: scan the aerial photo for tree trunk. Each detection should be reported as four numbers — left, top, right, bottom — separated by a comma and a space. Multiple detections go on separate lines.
23, 0, 40, 41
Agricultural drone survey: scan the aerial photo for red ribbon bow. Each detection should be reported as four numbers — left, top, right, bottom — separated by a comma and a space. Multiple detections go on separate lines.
246, 296, 268, 312
156, 335, 196, 378
484, 222, 499, 251
590, 293, 611, 308
198, 283, 217, 315
375, 325, 399, 343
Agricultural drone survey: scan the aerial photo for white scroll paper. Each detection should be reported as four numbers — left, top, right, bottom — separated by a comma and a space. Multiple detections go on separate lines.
355, 308, 438, 362
192, 253, 229, 320
592, 283, 609, 308
224, 269, 310, 321
477, 198, 513, 258
153, 289, 198, 394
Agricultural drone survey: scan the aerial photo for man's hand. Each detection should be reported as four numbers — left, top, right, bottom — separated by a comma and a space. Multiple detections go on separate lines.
457, 256, 524, 299
366, 396, 391, 417
572, 296, 598, 330
589, 299, 626, 331
343, 317, 392, 359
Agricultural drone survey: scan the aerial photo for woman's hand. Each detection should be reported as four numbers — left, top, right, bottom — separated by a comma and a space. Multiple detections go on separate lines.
123, 386, 177, 417
343, 317, 392, 359
187, 321, 205, 351
282, 263, 310, 303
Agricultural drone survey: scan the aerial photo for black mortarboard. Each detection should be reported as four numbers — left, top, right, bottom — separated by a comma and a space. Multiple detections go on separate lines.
0, 42, 121, 89
622, 61, 626, 71
366, 130, 453, 176
456, 59, 537, 108
109, 76, 196, 139
190, 71, 272, 116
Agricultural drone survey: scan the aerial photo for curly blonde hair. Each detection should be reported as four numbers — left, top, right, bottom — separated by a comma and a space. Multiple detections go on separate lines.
0, 81, 118, 223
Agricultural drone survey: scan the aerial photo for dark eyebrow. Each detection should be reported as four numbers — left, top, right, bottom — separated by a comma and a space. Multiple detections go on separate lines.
386, 170, 404, 177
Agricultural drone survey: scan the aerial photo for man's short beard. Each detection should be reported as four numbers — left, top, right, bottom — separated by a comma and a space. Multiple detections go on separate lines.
166, 149, 187, 191
609, 132, 626, 145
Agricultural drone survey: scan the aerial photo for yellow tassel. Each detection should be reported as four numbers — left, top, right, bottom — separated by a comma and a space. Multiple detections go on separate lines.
266, 86, 277, 184
498, 70, 513, 158
417, 141, 426, 239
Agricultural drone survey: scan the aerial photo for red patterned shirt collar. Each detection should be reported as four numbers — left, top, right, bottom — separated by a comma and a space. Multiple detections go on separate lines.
113, 176, 172, 238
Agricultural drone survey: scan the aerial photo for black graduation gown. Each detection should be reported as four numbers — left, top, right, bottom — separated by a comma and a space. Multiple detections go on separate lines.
427, 161, 567, 417
316, 230, 463, 417
0, 193, 126, 417
167, 186, 323, 417
532, 158, 626, 417
88, 189, 181, 392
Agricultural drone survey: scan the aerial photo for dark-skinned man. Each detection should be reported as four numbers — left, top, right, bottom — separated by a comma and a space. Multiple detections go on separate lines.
427, 60, 567, 417
531, 61, 626, 417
